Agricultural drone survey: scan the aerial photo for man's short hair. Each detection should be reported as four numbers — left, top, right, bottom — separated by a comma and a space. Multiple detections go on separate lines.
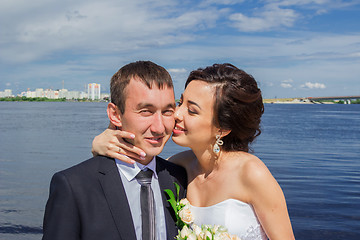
110, 61, 173, 114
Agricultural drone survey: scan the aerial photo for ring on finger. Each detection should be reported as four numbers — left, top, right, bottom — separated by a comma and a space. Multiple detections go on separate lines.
118, 147, 121, 153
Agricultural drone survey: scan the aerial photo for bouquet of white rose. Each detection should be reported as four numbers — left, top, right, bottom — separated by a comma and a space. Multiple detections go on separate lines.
165, 183, 241, 240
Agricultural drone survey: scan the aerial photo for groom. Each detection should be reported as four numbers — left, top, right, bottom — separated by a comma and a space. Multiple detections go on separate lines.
42, 61, 187, 240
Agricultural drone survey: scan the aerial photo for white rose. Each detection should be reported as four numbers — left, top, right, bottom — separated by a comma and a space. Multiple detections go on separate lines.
214, 232, 232, 240
198, 231, 205, 240
204, 229, 212, 239
231, 235, 241, 240
201, 224, 211, 231
178, 208, 194, 224
180, 198, 190, 206
187, 232, 197, 240
217, 225, 228, 233
192, 224, 202, 235
180, 225, 191, 238
212, 225, 220, 233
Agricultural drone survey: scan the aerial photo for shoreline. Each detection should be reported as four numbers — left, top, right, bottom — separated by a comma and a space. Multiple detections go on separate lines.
264, 98, 338, 104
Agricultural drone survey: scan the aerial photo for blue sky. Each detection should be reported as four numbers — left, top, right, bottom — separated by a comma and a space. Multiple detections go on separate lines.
1, 0, 359, 99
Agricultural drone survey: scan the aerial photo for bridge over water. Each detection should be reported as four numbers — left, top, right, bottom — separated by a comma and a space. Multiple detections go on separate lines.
307, 96, 360, 101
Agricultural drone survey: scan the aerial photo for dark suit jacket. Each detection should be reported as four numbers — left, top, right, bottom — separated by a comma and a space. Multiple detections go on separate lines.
42, 155, 187, 240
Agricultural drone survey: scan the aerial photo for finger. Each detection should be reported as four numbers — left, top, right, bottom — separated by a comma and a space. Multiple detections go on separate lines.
109, 152, 136, 164
116, 146, 146, 162
113, 135, 146, 158
113, 131, 135, 141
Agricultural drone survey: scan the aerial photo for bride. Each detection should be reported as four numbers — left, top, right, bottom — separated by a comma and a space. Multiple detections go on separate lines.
92, 63, 295, 239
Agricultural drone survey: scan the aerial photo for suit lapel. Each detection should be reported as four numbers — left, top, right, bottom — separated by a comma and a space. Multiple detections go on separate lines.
156, 156, 179, 238
97, 157, 137, 240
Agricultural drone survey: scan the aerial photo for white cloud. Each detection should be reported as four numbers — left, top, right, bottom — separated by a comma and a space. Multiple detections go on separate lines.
349, 52, 360, 57
281, 83, 293, 88
229, 3, 298, 32
280, 78, 293, 88
228, 0, 358, 32
282, 79, 294, 83
315, 8, 328, 15
0, 0, 220, 63
168, 68, 187, 73
229, 10, 297, 31
200, 0, 244, 6
301, 82, 326, 89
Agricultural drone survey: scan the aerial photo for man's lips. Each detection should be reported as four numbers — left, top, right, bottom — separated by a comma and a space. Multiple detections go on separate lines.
144, 136, 164, 144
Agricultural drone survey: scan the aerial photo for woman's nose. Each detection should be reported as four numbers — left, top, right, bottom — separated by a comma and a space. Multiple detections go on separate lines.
174, 106, 182, 120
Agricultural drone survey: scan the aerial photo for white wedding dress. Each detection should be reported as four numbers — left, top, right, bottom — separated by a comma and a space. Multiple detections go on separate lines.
190, 199, 267, 240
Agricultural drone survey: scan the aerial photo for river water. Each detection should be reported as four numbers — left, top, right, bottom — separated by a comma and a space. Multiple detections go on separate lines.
0, 102, 359, 239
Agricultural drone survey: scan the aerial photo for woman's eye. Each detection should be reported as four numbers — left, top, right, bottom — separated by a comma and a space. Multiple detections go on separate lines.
188, 108, 197, 114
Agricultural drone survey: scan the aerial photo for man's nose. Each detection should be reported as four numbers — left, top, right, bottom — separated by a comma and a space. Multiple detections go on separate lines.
150, 112, 166, 134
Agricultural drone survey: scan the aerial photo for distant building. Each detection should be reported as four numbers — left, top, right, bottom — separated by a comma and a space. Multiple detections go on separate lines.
0, 89, 13, 97
58, 89, 68, 99
88, 83, 101, 100
4, 89, 12, 97
35, 88, 45, 98
26, 90, 36, 98
67, 91, 82, 100
3, 86, 100, 100
44, 89, 59, 99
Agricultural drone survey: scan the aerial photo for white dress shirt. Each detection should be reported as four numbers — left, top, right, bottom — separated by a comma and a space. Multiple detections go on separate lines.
116, 157, 167, 240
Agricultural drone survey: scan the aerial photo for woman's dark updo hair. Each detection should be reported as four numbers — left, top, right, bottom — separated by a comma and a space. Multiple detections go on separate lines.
185, 63, 264, 152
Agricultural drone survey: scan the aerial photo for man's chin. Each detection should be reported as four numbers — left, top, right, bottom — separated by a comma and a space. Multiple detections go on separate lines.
144, 145, 165, 158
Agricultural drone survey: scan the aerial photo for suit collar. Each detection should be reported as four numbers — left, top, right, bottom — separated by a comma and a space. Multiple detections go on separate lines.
156, 156, 179, 238
97, 156, 137, 240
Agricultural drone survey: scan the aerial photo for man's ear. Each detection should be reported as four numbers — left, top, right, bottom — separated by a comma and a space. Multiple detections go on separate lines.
107, 103, 122, 129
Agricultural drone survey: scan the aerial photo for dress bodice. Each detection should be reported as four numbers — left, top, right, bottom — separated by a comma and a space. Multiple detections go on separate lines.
190, 199, 267, 240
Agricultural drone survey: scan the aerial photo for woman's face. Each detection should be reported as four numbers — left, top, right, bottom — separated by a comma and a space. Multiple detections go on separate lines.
172, 80, 219, 151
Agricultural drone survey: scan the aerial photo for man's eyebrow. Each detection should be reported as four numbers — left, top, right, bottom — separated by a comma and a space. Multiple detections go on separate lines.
136, 103, 176, 109
136, 103, 154, 109
188, 100, 201, 110
168, 103, 176, 109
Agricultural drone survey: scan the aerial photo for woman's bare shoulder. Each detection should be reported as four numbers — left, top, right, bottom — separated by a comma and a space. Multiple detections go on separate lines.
233, 152, 275, 187
236, 153, 282, 201
167, 150, 196, 168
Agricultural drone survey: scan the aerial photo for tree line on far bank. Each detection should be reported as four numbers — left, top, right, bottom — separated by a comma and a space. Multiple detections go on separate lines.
0, 96, 108, 102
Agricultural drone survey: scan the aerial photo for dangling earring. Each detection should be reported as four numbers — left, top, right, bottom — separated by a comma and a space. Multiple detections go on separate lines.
213, 135, 224, 154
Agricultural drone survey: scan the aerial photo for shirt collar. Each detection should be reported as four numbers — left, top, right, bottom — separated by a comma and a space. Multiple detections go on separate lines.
115, 156, 158, 182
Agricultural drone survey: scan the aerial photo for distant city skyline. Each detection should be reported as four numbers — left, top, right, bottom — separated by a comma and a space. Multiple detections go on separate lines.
0, 83, 108, 100
1, 1, 360, 99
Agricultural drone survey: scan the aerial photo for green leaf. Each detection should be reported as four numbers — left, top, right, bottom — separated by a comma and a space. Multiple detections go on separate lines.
164, 189, 177, 214
174, 182, 180, 202
164, 189, 175, 202
164, 182, 186, 229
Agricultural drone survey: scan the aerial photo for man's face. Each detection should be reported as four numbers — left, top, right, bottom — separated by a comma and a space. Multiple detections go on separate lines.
120, 77, 175, 161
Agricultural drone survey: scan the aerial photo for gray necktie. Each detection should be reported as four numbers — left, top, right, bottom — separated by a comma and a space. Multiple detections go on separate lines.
136, 169, 155, 240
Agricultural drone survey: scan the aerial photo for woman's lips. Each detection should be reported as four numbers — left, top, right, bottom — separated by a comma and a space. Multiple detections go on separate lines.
173, 125, 186, 135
